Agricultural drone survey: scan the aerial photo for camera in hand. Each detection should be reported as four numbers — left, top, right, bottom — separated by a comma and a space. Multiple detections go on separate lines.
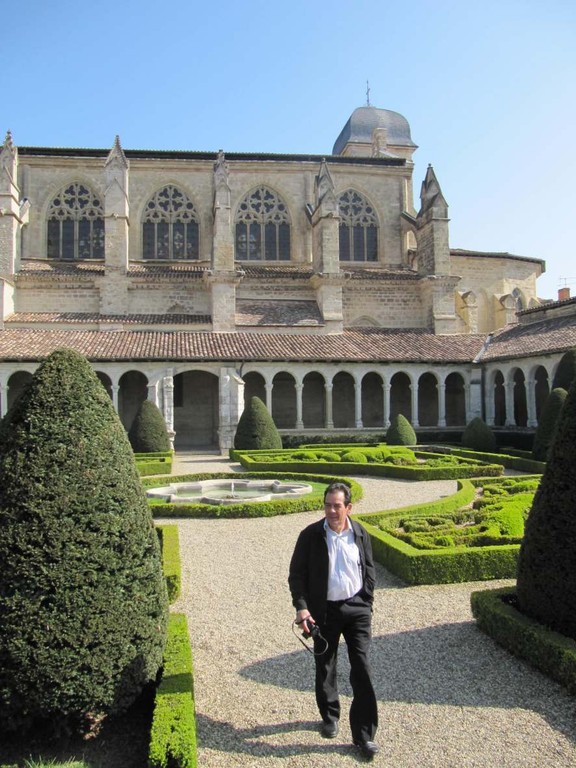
302, 622, 321, 640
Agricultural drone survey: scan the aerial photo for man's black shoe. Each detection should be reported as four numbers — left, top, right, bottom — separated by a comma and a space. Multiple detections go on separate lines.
320, 720, 339, 738
353, 739, 379, 759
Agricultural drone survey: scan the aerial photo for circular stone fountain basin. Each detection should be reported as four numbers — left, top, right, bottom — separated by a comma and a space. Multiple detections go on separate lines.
146, 479, 314, 505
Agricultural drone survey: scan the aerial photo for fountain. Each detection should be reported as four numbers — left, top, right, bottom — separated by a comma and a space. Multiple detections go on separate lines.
146, 478, 314, 505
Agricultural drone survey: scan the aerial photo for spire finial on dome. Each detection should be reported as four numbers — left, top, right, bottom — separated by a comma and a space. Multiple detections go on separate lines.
366, 80, 371, 107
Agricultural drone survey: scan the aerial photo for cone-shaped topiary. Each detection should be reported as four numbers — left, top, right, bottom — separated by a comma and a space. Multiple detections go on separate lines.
128, 399, 171, 453
517, 377, 576, 640
386, 413, 417, 446
532, 387, 567, 461
0, 349, 168, 734
234, 395, 282, 450
461, 417, 497, 453
552, 348, 576, 390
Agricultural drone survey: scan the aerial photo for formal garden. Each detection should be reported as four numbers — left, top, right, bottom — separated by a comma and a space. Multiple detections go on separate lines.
0, 351, 575, 766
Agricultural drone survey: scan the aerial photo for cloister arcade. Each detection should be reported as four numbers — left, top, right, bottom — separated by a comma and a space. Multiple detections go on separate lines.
0, 356, 558, 450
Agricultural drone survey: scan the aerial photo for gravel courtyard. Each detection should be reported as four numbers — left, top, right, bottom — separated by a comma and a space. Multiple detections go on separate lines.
163, 453, 576, 767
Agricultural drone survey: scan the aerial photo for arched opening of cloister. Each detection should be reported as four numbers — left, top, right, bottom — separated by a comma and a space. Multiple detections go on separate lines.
362, 372, 383, 427
390, 372, 412, 422
534, 366, 550, 422
445, 372, 466, 426
332, 371, 355, 428
418, 372, 438, 427
494, 370, 506, 426
513, 369, 528, 427
272, 372, 297, 428
173, 370, 219, 448
302, 371, 326, 428
7, 371, 33, 411
95, 371, 113, 400
243, 371, 266, 407
118, 370, 148, 431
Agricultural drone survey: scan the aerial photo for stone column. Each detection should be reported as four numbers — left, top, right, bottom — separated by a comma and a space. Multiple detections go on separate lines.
112, 384, 120, 414
0, 132, 29, 279
486, 384, 495, 426
526, 378, 537, 428
438, 382, 446, 427
0, 377, 7, 418
325, 382, 334, 429
504, 380, 515, 426
162, 373, 175, 448
383, 382, 391, 428
295, 383, 304, 430
354, 380, 363, 429
410, 380, 419, 428
265, 381, 273, 412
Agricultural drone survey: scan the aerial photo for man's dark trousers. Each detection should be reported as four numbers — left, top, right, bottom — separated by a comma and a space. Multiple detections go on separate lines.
314, 593, 378, 744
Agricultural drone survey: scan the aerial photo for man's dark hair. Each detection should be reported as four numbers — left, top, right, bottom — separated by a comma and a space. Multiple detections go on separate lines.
324, 482, 352, 506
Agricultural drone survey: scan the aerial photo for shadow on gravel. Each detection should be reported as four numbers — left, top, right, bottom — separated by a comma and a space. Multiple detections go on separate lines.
241, 620, 576, 746
195, 715, 367, 761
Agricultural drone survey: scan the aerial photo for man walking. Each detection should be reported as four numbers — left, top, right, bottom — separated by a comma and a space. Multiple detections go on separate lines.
288, 481, 379, 759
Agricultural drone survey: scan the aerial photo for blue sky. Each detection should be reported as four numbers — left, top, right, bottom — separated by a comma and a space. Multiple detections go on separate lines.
4, 0, 575, 300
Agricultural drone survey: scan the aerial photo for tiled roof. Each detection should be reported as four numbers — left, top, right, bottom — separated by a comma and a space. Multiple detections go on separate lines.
5, 313, 211, 326
482, 315, 576, 361
0, 327, 485, 363
18, 260, 105, 277
1, 314, 574, 366
236, 300, 323, 326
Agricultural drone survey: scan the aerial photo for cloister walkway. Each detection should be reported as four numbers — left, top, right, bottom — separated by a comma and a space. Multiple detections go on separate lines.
162, 452, 576, 767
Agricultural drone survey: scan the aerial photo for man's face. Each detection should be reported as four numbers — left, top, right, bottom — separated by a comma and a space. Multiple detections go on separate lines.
324, 489, 352, 534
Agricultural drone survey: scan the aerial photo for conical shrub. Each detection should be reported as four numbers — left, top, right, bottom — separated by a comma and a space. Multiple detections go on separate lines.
461, 417, 496, 453
532, 387, 567, 461
552, 348, 576, 390
517, 377, 576, 640
129, 399, 171, 453
234, 395, 282, 450
386, 413, 417, 446
0, 349, 168, 734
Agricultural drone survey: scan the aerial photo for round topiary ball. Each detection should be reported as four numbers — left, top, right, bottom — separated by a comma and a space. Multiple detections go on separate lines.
386, 414, 417, 446
461, 417, 497, 453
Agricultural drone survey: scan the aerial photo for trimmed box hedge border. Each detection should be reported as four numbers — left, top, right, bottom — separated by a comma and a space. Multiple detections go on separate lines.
470, 586, 576, 694
148, 613, 197, 768
353, 480, 521, 584
157, 524, 181, 604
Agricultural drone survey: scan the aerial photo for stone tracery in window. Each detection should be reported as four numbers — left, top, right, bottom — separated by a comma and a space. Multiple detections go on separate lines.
47, 182, 104, 260
235, 186, 291, 261
142, 185, 199, 260
338, 189, 378, 262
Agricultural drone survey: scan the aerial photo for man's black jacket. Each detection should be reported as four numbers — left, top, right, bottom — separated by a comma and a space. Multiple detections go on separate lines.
288, 517, 376, 625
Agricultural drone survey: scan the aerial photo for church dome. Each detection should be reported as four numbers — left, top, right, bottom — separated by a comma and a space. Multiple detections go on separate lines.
332, 106, 416, 156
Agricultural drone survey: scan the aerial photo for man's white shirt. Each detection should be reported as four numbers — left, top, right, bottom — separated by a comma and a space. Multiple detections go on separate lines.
324, 519, 362, 601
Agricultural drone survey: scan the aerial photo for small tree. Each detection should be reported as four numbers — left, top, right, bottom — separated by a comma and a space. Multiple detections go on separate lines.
531, 387, 567, 461
234, 396, 282, 450
386, 413, 417, 446
517, 377, 576, 640
129, 399, 171, 453
0, 349, 168, 734
461, 417, 497, 453
552, 348, 576, 390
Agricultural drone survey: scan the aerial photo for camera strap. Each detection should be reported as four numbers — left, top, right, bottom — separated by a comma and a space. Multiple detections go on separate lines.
292, 621, 328, 656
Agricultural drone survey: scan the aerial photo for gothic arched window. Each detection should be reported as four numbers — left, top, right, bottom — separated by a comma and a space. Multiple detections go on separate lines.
235, 186, 291, 261
47, 182, 104, 260
142, 186, 199, 260
338, 190, 378, 262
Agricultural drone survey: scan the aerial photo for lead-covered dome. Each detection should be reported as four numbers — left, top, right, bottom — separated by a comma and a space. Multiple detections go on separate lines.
332, 106, 417, 156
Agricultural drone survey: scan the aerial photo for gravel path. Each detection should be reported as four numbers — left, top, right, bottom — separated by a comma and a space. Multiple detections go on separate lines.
162, 453, 576, 767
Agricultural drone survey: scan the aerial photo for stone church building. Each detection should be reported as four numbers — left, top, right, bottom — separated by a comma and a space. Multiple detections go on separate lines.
1, 105, 575, 450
